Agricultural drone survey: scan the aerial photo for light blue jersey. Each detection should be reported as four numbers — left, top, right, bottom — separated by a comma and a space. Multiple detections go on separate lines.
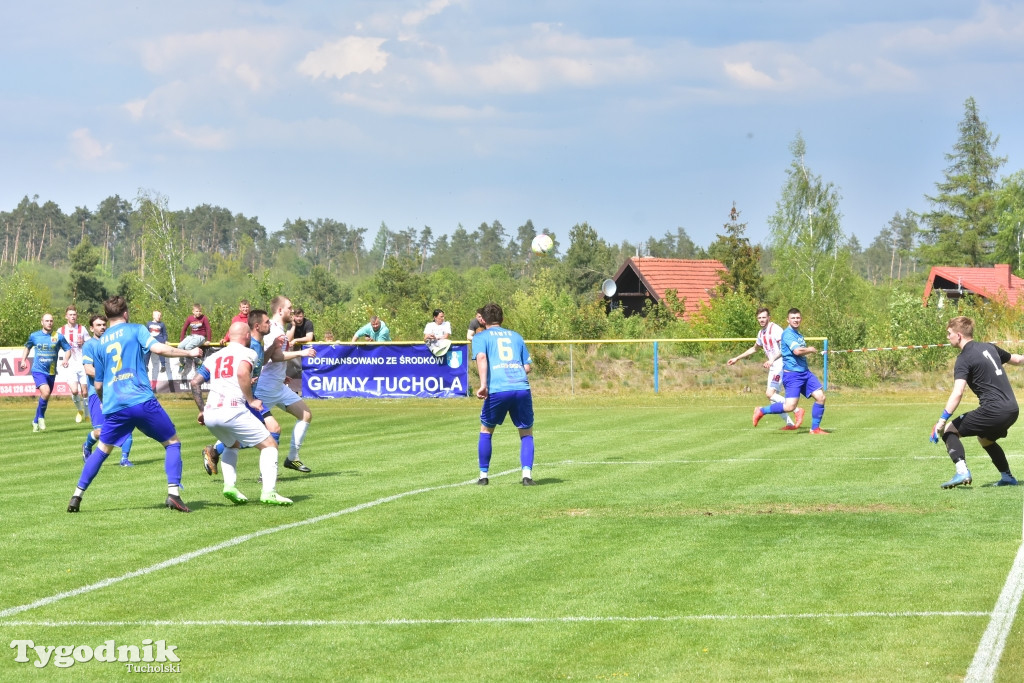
82, 336, 102, 397
93, 322, 157, 414
781, 326, 809, 373
25, 330, 71, 375
472, 326, 531, 393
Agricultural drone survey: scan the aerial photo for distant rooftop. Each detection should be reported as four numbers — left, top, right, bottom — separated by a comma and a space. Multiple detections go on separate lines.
609, 257, 728, 319
922, 264, 1024, 307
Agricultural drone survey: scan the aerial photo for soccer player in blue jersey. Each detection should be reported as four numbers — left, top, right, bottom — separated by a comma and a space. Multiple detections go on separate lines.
81, 314, 135, 467
753, 308, 828, 434
67, 295, 203, 513
19, 313, 72, 432
472, 302, 536, 486
198, 309, 284, 478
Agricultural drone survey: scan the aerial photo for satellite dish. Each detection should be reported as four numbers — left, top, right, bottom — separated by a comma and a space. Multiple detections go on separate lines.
601, 279, 617, 297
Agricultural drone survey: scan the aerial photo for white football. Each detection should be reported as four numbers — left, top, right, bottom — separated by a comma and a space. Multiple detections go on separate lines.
531, 233, 554, 254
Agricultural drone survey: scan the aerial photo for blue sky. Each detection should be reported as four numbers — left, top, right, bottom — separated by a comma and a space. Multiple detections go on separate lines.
2, 0, 1023, 250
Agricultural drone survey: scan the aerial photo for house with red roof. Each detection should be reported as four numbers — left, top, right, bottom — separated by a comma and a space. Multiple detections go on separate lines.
606, 257, 728, 320
922, 264, 1024, 307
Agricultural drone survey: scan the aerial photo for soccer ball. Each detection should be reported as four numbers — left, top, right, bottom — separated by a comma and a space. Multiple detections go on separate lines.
531, 234, 554, 254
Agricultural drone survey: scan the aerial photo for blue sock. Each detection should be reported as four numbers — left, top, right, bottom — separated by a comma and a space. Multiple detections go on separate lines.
215, 442, 226, 455
36, 398, 48, 421
478, 432, 493, 472
520, 435, 535, 469
270, 432, 281, 444
812, 403, 825, 429
764, 403, 785, 414
120, 434, 134, 460
77, 449, 111, 490
165, 442, 183, 486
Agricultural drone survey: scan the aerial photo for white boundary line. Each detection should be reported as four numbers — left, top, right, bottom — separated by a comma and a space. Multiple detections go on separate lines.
964, 487, 1024, 683
0, 611, 991, 628
0, 469, 518, 621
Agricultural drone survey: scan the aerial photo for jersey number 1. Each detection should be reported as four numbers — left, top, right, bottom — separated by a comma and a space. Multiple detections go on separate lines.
982, 350, 1004, 376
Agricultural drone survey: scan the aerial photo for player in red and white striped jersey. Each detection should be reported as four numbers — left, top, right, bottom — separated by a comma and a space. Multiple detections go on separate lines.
727, 307, 801, 430
58, 305, 90, 423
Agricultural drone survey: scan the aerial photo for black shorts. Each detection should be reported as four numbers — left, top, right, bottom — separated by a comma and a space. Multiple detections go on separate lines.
953, 408, 1019, 441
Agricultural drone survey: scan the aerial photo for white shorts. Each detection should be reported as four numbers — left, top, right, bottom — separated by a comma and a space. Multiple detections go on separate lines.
766, 359, 783, 393
255, 380, 302, 411
204, 407, 271, 449
60, 362, 88, 387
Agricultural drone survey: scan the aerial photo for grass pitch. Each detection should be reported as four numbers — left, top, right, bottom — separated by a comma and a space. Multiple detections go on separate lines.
1, 393, 1022, 681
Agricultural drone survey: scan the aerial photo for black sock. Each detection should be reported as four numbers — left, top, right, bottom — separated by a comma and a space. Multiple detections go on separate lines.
940, 431, 966, 464
982, 443, 1010, 474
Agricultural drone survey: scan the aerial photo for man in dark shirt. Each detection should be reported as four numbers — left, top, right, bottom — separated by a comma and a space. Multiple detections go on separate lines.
286, 308, 315, 380
932, 316, 1024, 488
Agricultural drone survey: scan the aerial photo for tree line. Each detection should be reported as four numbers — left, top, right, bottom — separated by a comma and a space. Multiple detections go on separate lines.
3, 97, 1023, 386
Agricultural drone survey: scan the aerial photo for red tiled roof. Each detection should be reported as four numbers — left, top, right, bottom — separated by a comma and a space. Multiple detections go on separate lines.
615, 257, 728, 318
922, 264, 1024, 306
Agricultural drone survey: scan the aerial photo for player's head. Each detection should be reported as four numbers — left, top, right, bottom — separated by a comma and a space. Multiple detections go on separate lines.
270, 296, 292, 323
947, 316, 974, 342
227, 321, 250, 346
239, 299, 250, 315
65, 305, 78, 324
756, 307, 770, 327
89, 315, 107, 337
787, 308, 801, 328
370, 315, 381, 331
248, 309, 269, 336
432, 309, 445, 323
104, 295, 129, 321
41, 313, 55, 331
481, 303, 503, 326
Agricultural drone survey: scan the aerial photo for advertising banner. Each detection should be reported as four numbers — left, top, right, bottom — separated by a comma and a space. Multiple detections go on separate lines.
0, 348, 74, 397
303, 344, 469, 399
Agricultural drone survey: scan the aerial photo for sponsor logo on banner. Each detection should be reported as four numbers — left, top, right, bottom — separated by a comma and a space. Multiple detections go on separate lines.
0, 348, 72, 396
303, 344, 468, 399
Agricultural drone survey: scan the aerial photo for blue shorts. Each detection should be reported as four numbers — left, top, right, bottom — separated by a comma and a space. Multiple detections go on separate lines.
480, 389, 534, 429
782, 370, 823, 399
32, 372, 55, 391
88, 394, 131, 447
100, 398, 176, 447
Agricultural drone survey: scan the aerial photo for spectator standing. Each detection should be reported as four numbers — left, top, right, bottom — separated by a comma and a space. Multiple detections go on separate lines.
352, 315, 391, 342
221, 300, 251, 344
286, 307, 315, 380
148, 310, 170, 390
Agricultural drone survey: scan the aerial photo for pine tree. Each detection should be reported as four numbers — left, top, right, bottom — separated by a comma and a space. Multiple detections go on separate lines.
66, 236, 108, 309
708, 203, 765, 301
919, 97, 1006, 266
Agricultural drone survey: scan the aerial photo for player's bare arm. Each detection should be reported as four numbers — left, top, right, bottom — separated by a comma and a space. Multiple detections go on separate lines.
727, 345, 758, 365
189, 373, 206, 422
475, 352, 489, 399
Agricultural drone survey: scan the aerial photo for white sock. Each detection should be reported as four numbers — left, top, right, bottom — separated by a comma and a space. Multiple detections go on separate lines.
74, 487, 85, 497
289, 421, 309, 461
72, 394, 84, 411
168, 485, 180, 496
955, 460, 969, 475
221, 448, 239, 489
260, 447, 279, 494
480, 470, 488, 479
522, 467, 532, 479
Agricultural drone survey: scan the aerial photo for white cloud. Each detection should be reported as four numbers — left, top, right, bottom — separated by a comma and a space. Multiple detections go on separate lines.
68, 128, 123, 170
723, 61, 779, 89
402, 0, 453, 28
169, 125, 229, 150
297, 37, 389, 80
139, 28, 289, 92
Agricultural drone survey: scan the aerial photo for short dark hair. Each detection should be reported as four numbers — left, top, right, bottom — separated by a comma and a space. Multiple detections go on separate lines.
89, 314, 106, 327
104, 295, 128, 320
787, 307, 801, 316
756, 307, 769, 316
481, 303, 503, 325
432, 308, 444, 318
248, 309, 268, 330
293, 307, 304, 316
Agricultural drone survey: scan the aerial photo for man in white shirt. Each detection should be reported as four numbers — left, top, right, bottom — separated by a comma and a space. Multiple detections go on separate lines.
727, 307, 800, 429
192, 322, 291, 505
255, 295, 318, 473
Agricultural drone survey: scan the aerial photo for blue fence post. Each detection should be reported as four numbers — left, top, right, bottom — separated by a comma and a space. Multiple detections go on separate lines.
823, 338, 829, 391
653, 341, 659, 393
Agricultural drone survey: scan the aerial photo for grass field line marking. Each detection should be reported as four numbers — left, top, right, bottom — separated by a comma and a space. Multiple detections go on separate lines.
553, 456, 1024, 465
965, 539, 1024, 682
0, 469, 519, 621
0, 611, 990, 628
